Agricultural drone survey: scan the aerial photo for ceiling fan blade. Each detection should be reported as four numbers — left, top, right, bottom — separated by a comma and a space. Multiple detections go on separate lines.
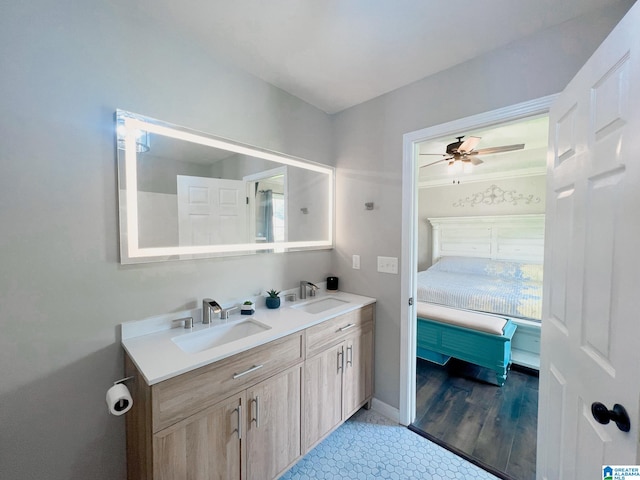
474, 143, 524, 155
419, 157, 452, 168
419, 153, 447, 156
470, 156, 483, 166
458, 136, 481, 152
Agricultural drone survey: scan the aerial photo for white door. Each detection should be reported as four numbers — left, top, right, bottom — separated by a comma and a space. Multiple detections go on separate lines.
176, 175, 247, 246
537, 3, 640, 478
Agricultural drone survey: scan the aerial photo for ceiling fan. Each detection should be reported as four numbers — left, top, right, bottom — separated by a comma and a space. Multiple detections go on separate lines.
419, 135, 525, 173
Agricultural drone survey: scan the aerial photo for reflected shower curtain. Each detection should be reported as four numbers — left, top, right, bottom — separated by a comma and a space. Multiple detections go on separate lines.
258, 189, 274, 243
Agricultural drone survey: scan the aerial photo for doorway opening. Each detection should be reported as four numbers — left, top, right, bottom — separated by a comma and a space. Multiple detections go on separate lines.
244, 166, 288, 251
399, 96, 557, 478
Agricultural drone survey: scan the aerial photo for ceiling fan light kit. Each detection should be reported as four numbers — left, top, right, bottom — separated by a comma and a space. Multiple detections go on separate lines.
447, 159, 473, 175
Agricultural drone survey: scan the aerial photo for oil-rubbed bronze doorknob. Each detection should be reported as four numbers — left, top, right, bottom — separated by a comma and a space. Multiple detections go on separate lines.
591, 402, 631, 432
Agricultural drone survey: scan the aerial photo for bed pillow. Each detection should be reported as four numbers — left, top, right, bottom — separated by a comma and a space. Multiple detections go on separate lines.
430, 256, 543, 282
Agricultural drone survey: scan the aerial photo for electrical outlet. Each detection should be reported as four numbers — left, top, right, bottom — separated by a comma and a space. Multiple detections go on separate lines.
352, 254, 361, 270
377, 256, 398, 274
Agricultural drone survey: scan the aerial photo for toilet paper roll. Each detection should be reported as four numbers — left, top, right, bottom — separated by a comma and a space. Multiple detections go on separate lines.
106, 383, 133, 416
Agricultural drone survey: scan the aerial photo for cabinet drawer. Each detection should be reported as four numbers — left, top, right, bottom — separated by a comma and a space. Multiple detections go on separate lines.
152, 332, 304, 432
306, 304, 374, 358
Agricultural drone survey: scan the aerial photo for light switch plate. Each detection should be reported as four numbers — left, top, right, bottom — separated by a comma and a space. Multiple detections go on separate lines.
352, 254, 361, 270
377, 256, 398, 274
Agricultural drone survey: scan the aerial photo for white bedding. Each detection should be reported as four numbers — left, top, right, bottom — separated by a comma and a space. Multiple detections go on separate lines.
417, 256, 543, 321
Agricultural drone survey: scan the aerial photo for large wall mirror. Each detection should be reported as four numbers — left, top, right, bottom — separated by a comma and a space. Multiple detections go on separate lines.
116, 109, 334, 264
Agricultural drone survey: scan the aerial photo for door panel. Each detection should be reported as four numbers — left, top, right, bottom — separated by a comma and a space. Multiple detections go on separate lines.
542, 364, 567, 476
343, 325, 374, 419
246, 366, 302, 480
153, 393, 243, 480
547, 186, 574, 331
575, 397, 612, 479
177, 175, 247, 246
583, 170, 623, 366
538, 3, 640, 478
303, 344, 344, 450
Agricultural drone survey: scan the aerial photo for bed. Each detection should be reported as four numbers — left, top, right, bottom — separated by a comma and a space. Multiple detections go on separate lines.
416, 214, 545, 380
417, 256, 543, 321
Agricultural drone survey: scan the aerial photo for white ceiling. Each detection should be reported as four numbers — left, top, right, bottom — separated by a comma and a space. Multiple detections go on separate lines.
139, 0, 616, 113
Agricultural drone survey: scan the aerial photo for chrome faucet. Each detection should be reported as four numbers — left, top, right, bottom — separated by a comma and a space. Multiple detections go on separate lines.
219, 306, 238, 320
300, 281, 319, 300
202, 298, 222, 324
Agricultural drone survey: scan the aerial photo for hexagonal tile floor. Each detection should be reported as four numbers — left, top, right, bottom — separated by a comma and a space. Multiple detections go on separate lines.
280, 408, 498, 479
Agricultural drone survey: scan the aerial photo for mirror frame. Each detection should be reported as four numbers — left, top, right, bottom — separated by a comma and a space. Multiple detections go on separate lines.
116, 109, 334, 263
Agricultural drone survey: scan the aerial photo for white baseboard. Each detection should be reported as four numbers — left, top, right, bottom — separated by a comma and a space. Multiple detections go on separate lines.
371, 397, 400, 424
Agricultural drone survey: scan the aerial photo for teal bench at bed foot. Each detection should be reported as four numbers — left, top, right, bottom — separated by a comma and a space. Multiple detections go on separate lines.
417, 316, 517, 386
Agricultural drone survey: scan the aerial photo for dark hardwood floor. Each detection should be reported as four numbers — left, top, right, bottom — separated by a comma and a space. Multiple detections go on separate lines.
411, 357, 538, 480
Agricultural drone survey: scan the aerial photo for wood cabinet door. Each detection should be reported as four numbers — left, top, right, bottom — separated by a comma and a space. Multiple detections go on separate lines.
343, 324, 374, 419
303, 343, 344, 450
153, 393, 243, 480
245, 365, 302, 480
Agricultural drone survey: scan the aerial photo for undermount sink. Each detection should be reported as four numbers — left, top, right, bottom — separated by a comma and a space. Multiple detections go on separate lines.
172, 319, 271, 354
291, 297, 350, 314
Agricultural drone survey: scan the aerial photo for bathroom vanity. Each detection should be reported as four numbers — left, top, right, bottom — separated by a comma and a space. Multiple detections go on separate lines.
121, 293, 375, 480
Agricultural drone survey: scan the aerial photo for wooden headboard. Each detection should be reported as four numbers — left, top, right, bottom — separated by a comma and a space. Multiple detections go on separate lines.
427, 214, 545, 264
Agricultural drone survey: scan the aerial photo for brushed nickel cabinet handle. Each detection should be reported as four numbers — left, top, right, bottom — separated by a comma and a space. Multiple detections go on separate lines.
233, 364, 264, 379
252, 396, 260, 428
236, 404, 242, 439
347, 344, 353, 367
339, 323, 356, 332
337, 347, 344, 372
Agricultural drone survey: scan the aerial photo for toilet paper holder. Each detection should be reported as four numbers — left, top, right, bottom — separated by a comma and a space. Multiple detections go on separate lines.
113, 375, 135, 386
107, 376, 136, 416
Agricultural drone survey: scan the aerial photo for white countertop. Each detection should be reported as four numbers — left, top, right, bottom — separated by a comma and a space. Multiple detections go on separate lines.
121, 291, 376, 385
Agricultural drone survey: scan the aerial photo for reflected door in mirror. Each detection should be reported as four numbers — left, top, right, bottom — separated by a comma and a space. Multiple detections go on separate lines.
177, 176, 248, 246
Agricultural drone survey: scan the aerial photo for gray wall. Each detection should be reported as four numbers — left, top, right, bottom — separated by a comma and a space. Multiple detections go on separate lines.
0, 2, 332, 480
331, 2, 633, 410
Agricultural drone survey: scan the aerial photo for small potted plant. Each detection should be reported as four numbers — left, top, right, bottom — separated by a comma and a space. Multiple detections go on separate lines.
265, 289, 281, 309
241, 300, 255, 315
